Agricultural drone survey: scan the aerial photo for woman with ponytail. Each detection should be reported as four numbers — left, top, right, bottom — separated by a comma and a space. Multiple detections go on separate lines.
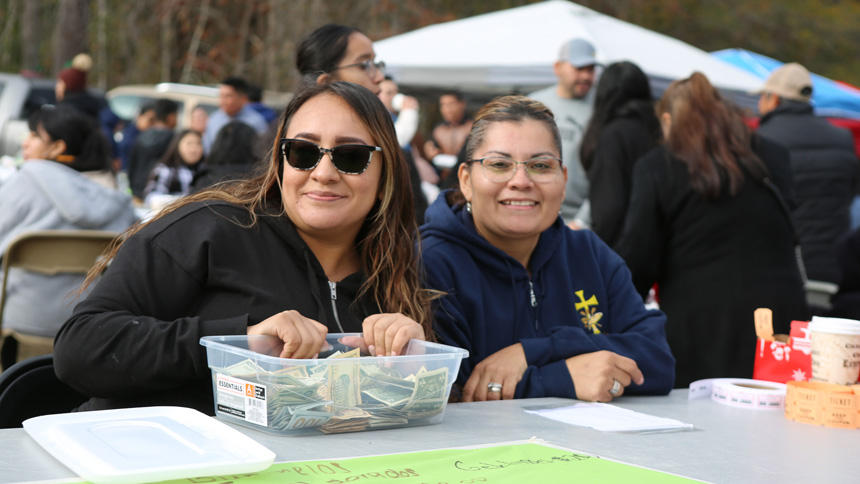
615, 72, 809, 387
296, 24, 385, 95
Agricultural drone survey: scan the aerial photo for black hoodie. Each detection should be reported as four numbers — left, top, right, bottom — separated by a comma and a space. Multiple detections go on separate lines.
758, 100, 860, 283
54, 201, 376, 414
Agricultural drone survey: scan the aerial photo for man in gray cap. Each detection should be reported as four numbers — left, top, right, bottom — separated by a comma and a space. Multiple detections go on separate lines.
757, 62, 859, 285
529, 38, 598, 229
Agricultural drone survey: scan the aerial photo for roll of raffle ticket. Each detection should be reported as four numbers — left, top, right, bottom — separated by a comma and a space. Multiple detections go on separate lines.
688, 378, 787, 410
784, 381, 860, 429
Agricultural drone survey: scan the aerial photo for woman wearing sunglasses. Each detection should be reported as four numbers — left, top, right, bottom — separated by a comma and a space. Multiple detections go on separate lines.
421, 95, 674, 403
54, 82, 432, 414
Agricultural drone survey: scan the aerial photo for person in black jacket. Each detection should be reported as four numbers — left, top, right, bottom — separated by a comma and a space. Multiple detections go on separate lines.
616, 72, 809, 387
580, 61, 662, 248
756, 62, 860, 284
54, 82, 434, 414
55, 54, 104, 120
127, 99, 179, 199
190, 120, 262, 191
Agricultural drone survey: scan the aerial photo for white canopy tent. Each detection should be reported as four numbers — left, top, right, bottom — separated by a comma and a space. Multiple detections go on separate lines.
375, 0, 762, 100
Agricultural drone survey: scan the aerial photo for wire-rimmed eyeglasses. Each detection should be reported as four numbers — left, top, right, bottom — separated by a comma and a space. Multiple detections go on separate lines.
468, 156, 563, 183
332, 59, 386, 77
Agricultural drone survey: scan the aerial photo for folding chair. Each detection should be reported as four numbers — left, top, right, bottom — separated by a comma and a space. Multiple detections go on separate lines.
0, 230, 118, 370
0, 354, 88, 428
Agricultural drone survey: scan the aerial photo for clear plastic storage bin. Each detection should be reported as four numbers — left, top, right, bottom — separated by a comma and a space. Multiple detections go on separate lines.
200, 334, 468, 436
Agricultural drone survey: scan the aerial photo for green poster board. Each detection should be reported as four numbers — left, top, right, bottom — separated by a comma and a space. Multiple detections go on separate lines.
171, 442, 702, 484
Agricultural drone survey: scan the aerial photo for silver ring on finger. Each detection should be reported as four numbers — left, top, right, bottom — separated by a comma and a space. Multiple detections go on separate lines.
609, 379, 622, 396
487, 382, 503, 393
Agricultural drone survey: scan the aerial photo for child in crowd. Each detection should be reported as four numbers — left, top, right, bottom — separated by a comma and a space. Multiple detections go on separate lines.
143, 129, 205, 206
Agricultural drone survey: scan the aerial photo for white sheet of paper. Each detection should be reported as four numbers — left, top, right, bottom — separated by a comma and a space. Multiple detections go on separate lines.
525, 403, 694, 432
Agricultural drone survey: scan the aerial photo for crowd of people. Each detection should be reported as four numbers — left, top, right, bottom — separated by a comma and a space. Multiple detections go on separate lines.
2, 23, 858, 413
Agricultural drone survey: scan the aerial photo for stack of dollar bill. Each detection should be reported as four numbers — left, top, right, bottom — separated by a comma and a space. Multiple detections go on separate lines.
217, 347, 449, 433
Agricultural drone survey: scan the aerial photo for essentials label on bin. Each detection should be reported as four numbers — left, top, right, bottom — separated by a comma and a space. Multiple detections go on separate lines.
216, 374, 268, 427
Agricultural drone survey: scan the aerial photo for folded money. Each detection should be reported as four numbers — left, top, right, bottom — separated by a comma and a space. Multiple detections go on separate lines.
215, 347, 449, 434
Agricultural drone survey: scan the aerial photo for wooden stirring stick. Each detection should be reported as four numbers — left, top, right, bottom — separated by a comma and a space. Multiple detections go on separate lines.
754, 308, 774, 341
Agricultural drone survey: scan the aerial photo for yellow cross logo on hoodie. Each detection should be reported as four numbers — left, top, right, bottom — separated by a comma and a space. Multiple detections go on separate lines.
575, 290, 603, 334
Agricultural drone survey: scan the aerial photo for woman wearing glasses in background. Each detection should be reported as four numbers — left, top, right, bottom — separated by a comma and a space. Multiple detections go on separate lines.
297, 24, 386, 95
421, 95, 674, 403
54, 82, 433, 413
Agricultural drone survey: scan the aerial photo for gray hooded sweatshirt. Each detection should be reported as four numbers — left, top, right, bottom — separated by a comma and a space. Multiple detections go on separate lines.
0, 160, 137, 337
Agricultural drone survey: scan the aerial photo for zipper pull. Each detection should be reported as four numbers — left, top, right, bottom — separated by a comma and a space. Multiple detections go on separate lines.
529, 281, 539, 330
328, 280, 345, 332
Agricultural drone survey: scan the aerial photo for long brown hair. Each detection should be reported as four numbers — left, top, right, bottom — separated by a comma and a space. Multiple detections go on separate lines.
85, 82, 434, 337
658, 72, 768, 199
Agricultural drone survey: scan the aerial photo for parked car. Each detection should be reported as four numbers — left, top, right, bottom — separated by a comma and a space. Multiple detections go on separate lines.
107, 83, 219, 129
106, 82, 291, 129
1, 79, 291, 158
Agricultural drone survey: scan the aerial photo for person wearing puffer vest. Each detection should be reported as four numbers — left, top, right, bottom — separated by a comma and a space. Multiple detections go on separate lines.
756, 62, 860, 284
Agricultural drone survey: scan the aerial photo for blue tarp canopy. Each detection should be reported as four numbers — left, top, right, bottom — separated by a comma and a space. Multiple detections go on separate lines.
712, 48, 860, 120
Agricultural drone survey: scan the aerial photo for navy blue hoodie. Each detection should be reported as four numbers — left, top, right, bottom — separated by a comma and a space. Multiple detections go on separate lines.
421, 192, 675, 398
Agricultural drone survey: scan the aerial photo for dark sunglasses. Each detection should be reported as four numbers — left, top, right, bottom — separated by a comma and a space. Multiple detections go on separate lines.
279, 138, 381, 175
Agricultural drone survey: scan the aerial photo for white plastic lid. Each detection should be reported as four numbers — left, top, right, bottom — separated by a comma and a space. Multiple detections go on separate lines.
809, 316, 860, 336
23, 406, 275, 484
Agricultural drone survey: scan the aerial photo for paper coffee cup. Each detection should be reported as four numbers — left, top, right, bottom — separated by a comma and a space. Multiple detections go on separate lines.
809, 316, 860, 385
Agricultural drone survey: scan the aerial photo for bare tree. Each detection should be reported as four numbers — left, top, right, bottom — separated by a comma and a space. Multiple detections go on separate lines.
180, 0, 211, 84
95, 0, 108, 89
1, 0, 20, 69
234, 0, 256, 76
21, 0, 42, 71
160, 0, 176, 83
52, 0, 90, 74
21, 0, 43, 73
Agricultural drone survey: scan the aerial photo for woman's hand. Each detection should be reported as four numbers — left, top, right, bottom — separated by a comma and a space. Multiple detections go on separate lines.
565, 350, 644, 402
362, 313, 425, 357
247, 310, 328, 359
462, 343, 527, 402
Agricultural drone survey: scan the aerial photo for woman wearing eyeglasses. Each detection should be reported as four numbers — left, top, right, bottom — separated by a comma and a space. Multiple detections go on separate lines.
297, 24, 428, 225
420, 95, 674, 403
297, 24, 385, 95
54, 82, 432, 413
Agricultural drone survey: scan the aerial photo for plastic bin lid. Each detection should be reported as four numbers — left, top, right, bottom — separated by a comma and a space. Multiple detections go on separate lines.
23, 406, 275, 484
